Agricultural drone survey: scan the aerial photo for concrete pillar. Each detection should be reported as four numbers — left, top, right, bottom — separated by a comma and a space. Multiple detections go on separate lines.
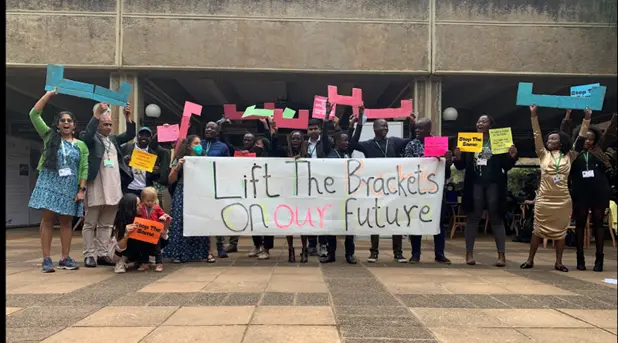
109, 73, 143, 136
413, 77, 442, 135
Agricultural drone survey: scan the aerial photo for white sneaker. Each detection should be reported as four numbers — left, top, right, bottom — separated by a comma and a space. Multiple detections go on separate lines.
248, 247, 263, 257
257, 251, 270, 260
319, 244, 328, 257
114, 257, 127, 274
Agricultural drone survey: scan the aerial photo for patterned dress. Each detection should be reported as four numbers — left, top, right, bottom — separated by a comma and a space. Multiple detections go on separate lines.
29, 140, 83, 217
162, 162, 211, 262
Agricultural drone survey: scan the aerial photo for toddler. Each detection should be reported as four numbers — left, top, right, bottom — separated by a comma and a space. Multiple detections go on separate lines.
137, 187, 171, 272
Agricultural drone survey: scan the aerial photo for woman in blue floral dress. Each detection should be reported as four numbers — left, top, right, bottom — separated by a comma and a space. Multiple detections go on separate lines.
28, 89, 89, 273
163, 135, 215, 263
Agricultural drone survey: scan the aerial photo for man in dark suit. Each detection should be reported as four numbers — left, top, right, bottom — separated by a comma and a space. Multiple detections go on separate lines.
121, 126, 171, 197
79, 103, 136, 268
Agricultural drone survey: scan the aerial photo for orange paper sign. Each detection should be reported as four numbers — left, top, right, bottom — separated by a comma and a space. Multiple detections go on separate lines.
129, 217, 163, 245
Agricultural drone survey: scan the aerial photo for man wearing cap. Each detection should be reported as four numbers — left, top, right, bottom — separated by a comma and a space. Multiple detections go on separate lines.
122, 126, 171, 197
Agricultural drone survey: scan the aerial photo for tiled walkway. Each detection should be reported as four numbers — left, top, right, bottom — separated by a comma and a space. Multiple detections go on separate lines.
5, 228, 617, 343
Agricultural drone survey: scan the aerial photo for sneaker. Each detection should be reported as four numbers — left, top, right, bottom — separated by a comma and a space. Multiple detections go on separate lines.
42, 257, 55, 273
394, 253, 407, 263
84, 256, 97, 268
367, 252, 378, 263
248, 247, 263, 258
257, 251, 270, 260
58, 256, 79, 270
224, 245, 238, 253
320, 253, 336, 264
409, 255, 421, 264
307, 247, 318, 256
114, 257, 127, 274
155, 264, 164, 272
319, 244, 328, 257
345, 255, 358, 264
435, 255, 452, 265
137, 264, 149, 272
217, 249, 229, 258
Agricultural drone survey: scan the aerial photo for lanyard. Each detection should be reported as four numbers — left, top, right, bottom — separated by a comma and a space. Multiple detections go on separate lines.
583, 152, 589, 171
103, 138, 112, 158
308, 139, 319, 157
334, 150, 347, 159
146, 207, 153, 218
550, 152, 563, 174
60, 139, 73, 166
374, 140, 389, 157
205, 141, 212, 155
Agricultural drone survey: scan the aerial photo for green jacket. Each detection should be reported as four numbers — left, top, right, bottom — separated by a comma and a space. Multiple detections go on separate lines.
29, 108, 89, 183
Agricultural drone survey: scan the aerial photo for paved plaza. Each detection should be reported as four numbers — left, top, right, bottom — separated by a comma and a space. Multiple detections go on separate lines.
5, 228, 617, 343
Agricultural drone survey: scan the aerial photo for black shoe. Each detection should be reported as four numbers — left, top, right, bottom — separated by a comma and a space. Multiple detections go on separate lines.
409, 255, 421, 264
593, 253, 604, 272
345, 255, 357, 264
300, 248, 309, 263
367, 252, 378, 263
288, 248, 296, 263
320, 253, 336, 264
97, 256, 114, 266
435, 255, 452, 265
85, 257, 97, 268
394, 253, 407, 263
224, 245, 238, 253
307, 247, 318, 256
576, 251, 586, 271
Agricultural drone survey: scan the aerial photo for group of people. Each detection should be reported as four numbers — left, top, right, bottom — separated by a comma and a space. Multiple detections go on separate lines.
27, 88, 616, 274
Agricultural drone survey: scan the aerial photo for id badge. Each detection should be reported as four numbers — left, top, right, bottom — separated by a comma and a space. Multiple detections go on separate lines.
582, 170, 595, 178
58, 168, 72, 177
104, 159, 114, 168
553, 175, 561, 184
477, 158, 488, 166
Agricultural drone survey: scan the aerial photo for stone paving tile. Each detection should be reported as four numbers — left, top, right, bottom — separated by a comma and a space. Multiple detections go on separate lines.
260, 292, 295, 306
6, 327, 64, 343
343, 340, 438, 343
163, 306, 255, 326
147, 292, 197, 306
326, 279, 389, 293
518, 328, 617, 343
141, 325, 246, 343
339, 323, 436, 339
6, 306, 101, 328
331, 292, 400, 306
190, 293, 229, 306
295, 292, 331, 306
488, 294, 547, 309
411, 308, 509, 327
459, 295, 511, 308
108, 292, 159, 306
243, 325, 341, 343
75, 306, 178, 327
557, 309, 618, 329
221, 292, 262, 306
428, 327, 532, 343
337, 314, 423, 326
333, 306, 414, 317
40, 326, 155, 343
5, 294, 62, 307
252, 306, 336, 325
396, 294, 476, 308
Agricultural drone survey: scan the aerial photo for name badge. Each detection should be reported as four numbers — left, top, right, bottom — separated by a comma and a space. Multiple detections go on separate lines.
58, 168, 72, 177
582, 170, 595, 178
104, 159, 115, 168
477, 158, 488, 166
553, 175, 561, 184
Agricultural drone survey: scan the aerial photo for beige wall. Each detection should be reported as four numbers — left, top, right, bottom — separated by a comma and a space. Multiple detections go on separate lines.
6, 0, 617, 75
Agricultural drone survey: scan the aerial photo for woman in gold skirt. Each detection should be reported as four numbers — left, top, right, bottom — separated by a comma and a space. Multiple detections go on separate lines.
520, 105, 590, 272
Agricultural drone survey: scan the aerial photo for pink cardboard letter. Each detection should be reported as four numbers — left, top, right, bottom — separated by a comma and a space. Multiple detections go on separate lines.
182, 101, 202, 117
424, 136, 449, 157
364, 100, 413, 119
327, 86, 363, 107
275, 109, 309, 129
224, 104, 261, 120
156, 124, 179, 142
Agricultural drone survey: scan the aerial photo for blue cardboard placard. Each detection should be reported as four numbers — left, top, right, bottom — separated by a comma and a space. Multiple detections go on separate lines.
93, 82, 131, 106
516, 82, 606, 111
44, 64, 64, 91
570, 83, 601, 98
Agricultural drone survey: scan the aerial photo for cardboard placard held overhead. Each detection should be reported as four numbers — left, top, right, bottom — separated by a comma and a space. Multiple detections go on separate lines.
129, 217, 163, 245
263, 102, 309, 129
177, 101, 202, 143
312, 96, 336, 119
328, 85, 363, 116
129, 149, 158, 173
570, 83, 601, 98
424, 136, 449, 157
156, 124, 179, 143
457, 132, 483, 153
516, 82, 606, 111
488, 128, 513, 154
364, 100, 413, 119
224, 104, 260, 120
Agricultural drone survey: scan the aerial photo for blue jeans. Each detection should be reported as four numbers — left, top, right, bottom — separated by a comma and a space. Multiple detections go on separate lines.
410, 225, 446, 258
204, 236, 226, 253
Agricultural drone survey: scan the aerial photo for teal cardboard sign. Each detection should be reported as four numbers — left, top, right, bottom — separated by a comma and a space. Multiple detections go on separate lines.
570, 83, 601, 98
516, 82, 606, 111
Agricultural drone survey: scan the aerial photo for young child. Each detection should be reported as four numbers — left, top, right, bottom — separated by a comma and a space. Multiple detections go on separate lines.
137, 187, 171, 272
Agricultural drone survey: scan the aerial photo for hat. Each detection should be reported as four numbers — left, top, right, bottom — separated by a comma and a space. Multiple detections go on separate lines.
138, 127, 152, 135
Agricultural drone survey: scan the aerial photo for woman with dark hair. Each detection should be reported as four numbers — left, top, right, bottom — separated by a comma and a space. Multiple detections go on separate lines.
454, 114, 518, 267
520, 105, 590, 272
561, 111, 616, 271
164, 135, 215, 263
270, 123, 310, 263
28, 89, 89, 273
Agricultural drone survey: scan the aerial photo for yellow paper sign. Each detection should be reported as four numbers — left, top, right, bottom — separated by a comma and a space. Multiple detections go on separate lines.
489, 128, 513, 154
129, 149, 157, 172
457, 132, 483, 152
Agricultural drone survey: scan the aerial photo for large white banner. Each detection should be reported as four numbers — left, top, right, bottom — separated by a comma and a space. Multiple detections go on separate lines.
183, 157, 445, 236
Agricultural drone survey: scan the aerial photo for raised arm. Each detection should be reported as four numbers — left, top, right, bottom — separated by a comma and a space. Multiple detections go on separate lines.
569, 108, 592, 160
348, 113, 367, 155
112, 104, 136, 146
530, 105, 546, 158
81, 103, 109, 147
598, 112, 617, 152
29, 90, 57, 138
560, 109, 572, 135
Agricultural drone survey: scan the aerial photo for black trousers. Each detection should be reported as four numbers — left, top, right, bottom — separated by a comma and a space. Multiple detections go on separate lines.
252, 236, 274, 250
370, 235, 403, 255
124, 238, 168, 264
326, 235, 355, 256
308, 236, 327, 248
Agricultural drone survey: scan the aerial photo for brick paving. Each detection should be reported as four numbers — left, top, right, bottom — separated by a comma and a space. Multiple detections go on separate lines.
5, 228, 617, 343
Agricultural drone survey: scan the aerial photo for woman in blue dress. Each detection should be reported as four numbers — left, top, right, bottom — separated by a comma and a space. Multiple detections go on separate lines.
163, 135, 215, 263
28, 89, 90, 273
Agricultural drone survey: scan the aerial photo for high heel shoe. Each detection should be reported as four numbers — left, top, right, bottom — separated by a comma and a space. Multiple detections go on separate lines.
593, 253, 604, 272
576, 251, 586, 271
288, 248, 296, 263
300, 248, 309, 263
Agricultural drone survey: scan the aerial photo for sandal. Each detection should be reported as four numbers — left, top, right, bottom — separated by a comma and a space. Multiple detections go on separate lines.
155, 264, 163, 272
554, 264, 569, 272
206, 254, 216, 263
520, 262, 534, 269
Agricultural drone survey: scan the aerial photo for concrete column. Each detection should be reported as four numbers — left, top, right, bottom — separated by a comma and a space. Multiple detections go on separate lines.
109, 73, 143, 136
413, 77, 442, 135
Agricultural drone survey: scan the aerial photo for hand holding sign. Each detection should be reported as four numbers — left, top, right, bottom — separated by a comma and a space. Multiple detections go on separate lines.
457, 133, 483, 153
128, 218, 163, 245
129, 149, 158, 172
424, 136, 448, 157
488, 128, 513, 154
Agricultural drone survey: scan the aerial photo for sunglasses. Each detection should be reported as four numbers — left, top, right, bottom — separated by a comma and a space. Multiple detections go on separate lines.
59, 118, 74, 123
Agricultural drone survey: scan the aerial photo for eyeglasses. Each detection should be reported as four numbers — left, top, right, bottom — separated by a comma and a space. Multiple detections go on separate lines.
59, 118, 74, 123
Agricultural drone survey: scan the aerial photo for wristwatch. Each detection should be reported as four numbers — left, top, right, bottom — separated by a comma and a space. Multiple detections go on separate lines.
80, 186, 87, 192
